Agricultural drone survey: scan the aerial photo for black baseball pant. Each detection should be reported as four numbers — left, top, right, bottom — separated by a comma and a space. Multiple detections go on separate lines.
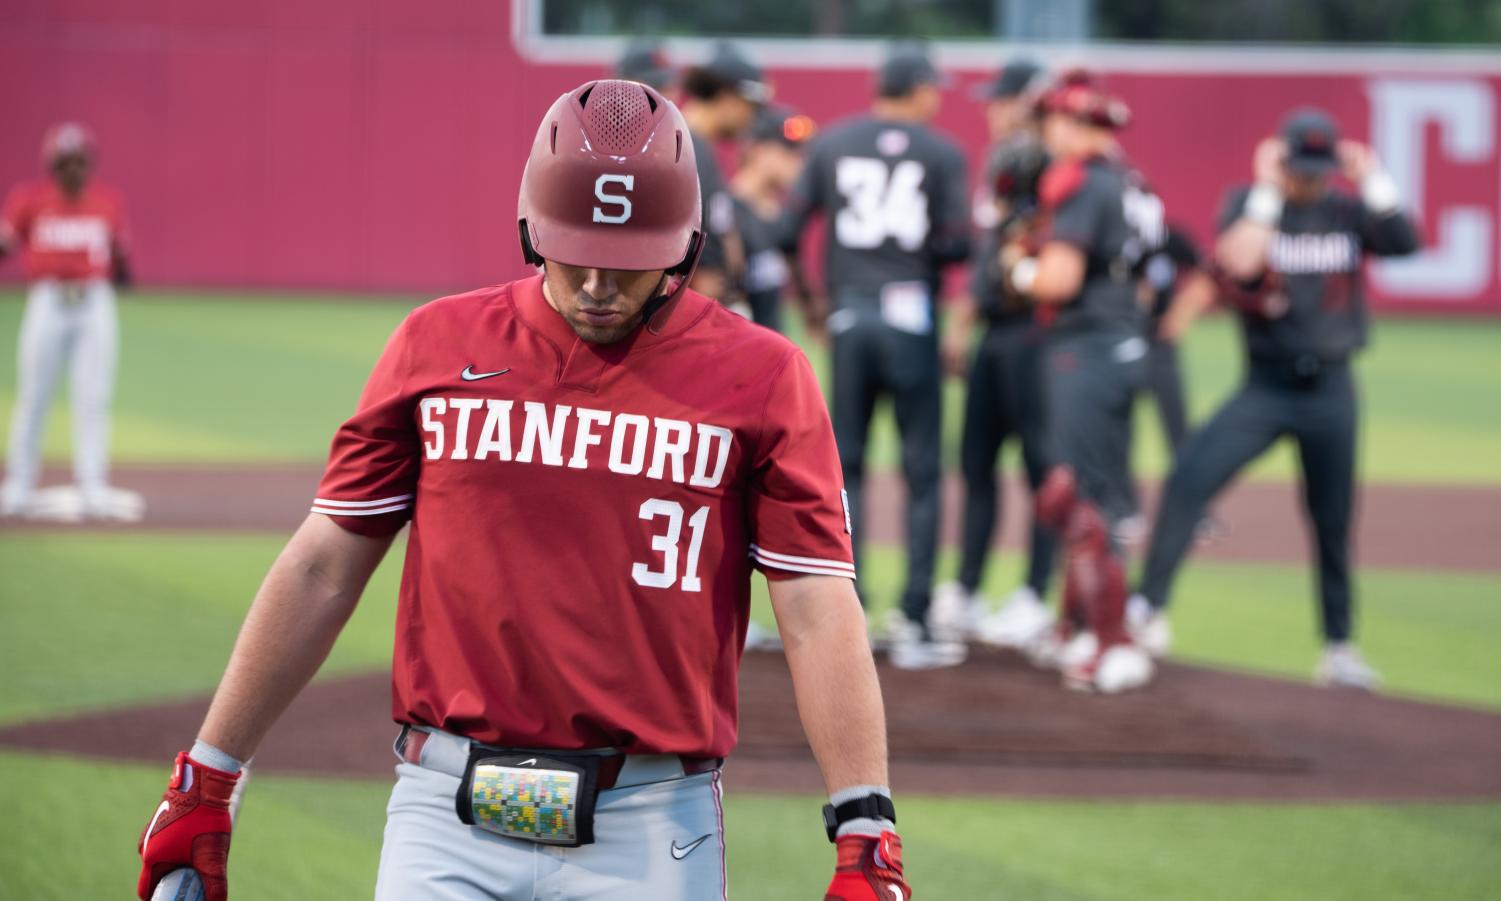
957, 320, 1055, 596
831, 311, 942, 624
1045, 331, 1147, 532
1137, 361, 1358, 641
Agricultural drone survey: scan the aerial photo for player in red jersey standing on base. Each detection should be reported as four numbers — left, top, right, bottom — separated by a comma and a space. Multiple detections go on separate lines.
1, 122, 138, 521
136, 80, 910, 901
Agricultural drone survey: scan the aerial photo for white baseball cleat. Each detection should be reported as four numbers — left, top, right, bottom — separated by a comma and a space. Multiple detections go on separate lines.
1063, 642, 1155, 694
81, 487, 146, 523
1059, 630, 1099, 671
978, 586, 1054, 648
1314, 643, 1381, 690
0, 482, 32, 518
1022, 626, 1067, 670
886, 612, 967, 670
1126, 594, 1172, 658
928, 581, 986, 642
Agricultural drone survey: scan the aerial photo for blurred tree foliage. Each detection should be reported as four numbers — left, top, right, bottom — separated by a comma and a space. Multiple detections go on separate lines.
543, 0, 1501, 43
1096, 0, 1501, 43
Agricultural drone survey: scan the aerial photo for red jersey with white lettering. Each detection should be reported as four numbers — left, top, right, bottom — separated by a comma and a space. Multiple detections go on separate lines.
314, 275, 853, 757
1, 179, 128, 281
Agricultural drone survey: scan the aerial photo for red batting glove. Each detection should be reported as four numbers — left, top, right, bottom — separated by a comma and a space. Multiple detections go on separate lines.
137, 751, 239, 901
825, 831, 911, 901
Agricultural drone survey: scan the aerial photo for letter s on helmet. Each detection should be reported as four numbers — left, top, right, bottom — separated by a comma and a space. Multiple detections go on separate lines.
518, 80, 704, 331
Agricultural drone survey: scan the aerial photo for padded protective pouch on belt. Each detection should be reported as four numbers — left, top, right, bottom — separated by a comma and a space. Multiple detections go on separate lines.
455, 748, 604, 847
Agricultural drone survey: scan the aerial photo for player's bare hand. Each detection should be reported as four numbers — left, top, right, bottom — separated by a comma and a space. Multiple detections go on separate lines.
1337, 140, 1378, 183
1253, 138, 1288, 187
1261, 291, 1290, 320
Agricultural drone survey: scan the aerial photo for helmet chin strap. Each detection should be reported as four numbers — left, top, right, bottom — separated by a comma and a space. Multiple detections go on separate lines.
645, 231, 704, 335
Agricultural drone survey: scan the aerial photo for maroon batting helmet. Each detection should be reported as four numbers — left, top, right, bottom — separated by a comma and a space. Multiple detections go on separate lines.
519, 79, 703, 285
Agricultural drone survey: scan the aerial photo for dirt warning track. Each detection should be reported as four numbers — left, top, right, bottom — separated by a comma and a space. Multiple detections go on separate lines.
5, 464, 1498, 572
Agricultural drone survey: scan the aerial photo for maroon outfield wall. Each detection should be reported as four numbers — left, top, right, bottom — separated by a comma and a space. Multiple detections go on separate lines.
2, 1, 1499, 312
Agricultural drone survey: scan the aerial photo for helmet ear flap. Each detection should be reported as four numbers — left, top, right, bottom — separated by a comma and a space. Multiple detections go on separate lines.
518, 219, 544, 267
667, 231, 704, 276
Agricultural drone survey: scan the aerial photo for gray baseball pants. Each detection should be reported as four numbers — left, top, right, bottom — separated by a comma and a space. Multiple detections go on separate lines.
3, 277, 117, 502
374, 728, 728, 901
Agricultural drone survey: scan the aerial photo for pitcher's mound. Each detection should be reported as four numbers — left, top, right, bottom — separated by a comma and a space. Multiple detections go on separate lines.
4, 648, 1499, 801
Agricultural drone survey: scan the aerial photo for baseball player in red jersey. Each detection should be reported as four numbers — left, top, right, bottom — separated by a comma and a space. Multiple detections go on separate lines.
1, 122, 139, 520
136, 80, 910, 901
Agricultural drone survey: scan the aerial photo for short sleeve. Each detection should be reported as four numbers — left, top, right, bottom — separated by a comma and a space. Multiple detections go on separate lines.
931, 142, 973, 260
1215, 186, 1252, 235
775, 138, 825, 252
747, 351, 855, 581
312, 316, 421, 536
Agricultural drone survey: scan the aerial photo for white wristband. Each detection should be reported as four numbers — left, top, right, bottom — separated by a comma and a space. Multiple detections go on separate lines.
190, 739, 244, 774
1010, 257, 1039, 294
1244, 182, 1284, 227
1361, 170, 1401, 214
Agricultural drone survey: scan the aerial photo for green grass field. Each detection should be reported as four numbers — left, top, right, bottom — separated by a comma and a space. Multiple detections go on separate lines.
2, 290, 1499, 482
1, 291, 1498, 899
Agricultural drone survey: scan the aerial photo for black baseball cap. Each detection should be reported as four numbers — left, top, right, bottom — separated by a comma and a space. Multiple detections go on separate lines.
1282, 108, 1340, 176
878, 42, 946, 98
972, 59, 1044, 100
701, 41, 771, 104
616, 37, 674, 92
748, 106, 816, 147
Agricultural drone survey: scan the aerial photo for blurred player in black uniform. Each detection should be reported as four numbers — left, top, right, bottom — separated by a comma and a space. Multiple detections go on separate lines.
1137, 225, 1213, 455
1114, 222, 1221, 549
614, 37, 674, 92
730, 107, 816, 331
930, 61, 1062, 646
1129, 109, 1418, 688
681, 42, 769, 308
778, 42, 971, 669
999, 71, 1156, 692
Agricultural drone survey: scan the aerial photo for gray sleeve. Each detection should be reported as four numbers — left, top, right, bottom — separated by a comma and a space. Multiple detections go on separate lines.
775, 138, 825, 252
929, 142, 972, 265
1357, 202, 1420, 258
1215, 185, 1252, 234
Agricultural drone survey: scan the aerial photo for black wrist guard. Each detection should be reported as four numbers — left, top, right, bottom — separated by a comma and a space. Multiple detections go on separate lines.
822, 794, 897, 842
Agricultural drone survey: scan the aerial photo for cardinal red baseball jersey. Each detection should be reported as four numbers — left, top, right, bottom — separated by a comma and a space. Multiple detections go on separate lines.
315, 275, 853, 757
1, 179, 127, 281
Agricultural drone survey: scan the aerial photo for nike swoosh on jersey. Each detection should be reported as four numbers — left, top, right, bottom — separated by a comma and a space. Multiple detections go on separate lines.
517, 758, 538, 767
670, 833, 712, 860
461, 366, 511, 381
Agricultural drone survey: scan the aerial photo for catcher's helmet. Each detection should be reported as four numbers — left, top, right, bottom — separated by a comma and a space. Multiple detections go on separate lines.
1035, 69, 1131, 130
519, 80, 702, 275
41, 121, 96, 166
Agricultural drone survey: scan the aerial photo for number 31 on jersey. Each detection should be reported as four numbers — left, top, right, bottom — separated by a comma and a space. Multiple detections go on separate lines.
633, 499, 709, 592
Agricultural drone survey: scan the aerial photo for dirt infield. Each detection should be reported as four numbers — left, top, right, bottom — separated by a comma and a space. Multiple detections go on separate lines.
5, 463, 1499, 571
5, 648, 1499, 801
